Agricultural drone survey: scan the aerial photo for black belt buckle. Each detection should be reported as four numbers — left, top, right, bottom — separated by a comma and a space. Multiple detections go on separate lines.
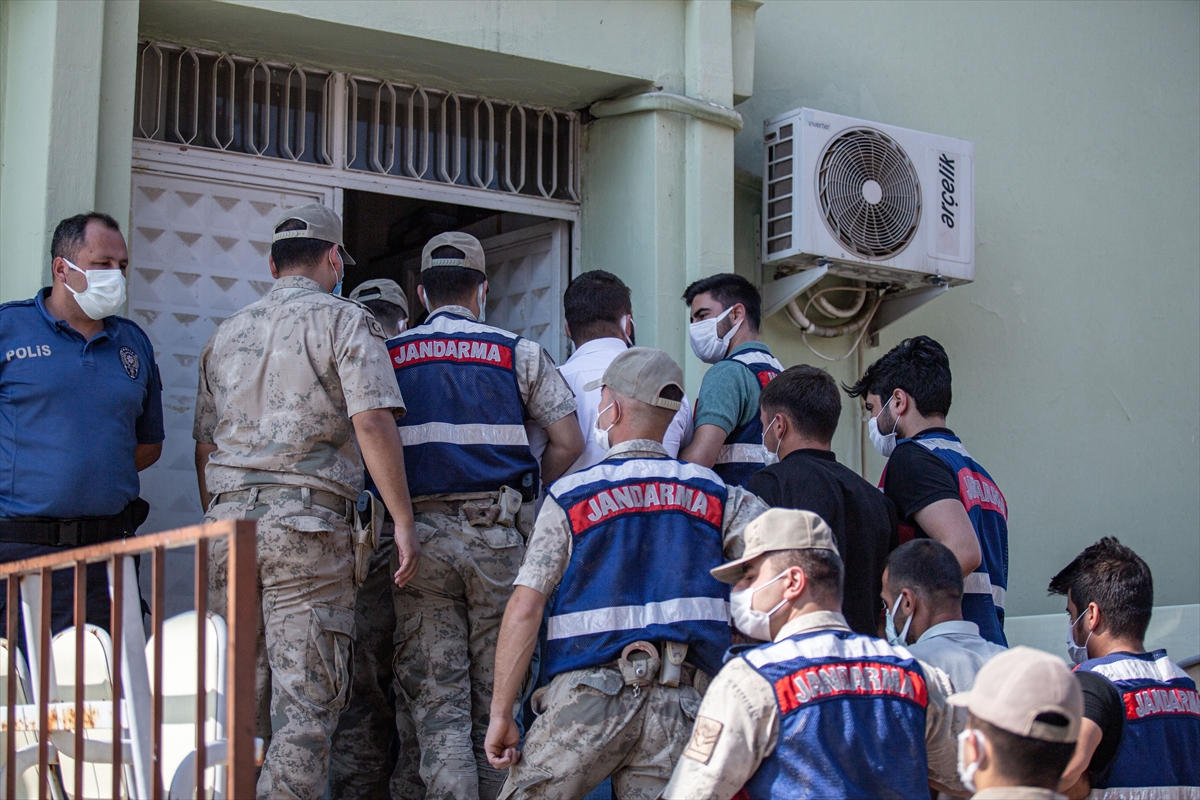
57, 520, 82, 547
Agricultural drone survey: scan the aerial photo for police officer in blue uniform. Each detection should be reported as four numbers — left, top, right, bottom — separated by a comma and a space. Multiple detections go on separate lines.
0, 212, 163, 640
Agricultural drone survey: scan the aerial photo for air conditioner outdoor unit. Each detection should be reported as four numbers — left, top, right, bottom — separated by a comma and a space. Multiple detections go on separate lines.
760, 107, 973, 337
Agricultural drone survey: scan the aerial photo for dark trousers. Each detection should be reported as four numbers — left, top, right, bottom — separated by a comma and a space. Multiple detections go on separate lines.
0, 543, 118, 656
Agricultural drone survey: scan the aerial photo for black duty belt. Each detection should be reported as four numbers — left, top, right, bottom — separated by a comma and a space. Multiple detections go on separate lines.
0, 497, 151, 547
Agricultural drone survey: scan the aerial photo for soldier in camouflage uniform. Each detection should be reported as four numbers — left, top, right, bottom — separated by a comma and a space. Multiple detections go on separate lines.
329, 279, 423, 799
485, 348, 769, 800
389, 232, 584, 800
194, 204, 419, 800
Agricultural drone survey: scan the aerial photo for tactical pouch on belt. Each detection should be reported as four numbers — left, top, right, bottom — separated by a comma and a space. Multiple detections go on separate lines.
462, 486, 524, 530
352, 491, 383, 586
659, 641, 688, 688
619, 641, 662, 687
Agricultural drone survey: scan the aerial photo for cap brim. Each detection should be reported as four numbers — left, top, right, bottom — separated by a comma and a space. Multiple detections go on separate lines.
946, 691, 973, 708
582, 378, 604, 392
710, 554, 756, 584
338, 245, 356, 266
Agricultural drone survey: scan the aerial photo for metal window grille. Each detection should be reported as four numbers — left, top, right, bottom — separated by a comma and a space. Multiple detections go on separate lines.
134, 40, 581, 203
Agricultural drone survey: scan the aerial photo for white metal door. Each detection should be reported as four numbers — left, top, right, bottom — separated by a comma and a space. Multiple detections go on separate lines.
480, 221, 571, 364
127, 168, 334, 535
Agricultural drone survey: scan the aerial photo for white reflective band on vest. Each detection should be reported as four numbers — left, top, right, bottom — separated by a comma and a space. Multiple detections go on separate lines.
1091, 788, 1200, 799
730, 351, 784, 371
546, 597, 730, 641
915, 437, 973, 459
963, 571, 1005, 609
715, 443, 768, 465
398, 422, 530, 447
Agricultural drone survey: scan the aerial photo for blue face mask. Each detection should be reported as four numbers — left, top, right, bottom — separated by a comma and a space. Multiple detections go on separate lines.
330, 249, 344, 296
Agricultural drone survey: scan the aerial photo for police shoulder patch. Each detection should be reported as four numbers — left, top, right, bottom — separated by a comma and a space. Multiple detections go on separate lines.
119, 346, 140, 379
683, 715, 723, 764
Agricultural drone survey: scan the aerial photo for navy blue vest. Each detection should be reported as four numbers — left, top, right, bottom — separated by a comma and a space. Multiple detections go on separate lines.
900, 431, 1008, 646
712, 349, 782, 489
543, 457, 732, 680
388, 311, 539, 500
739, 629, 930, 799
1077, 650, 1200, 794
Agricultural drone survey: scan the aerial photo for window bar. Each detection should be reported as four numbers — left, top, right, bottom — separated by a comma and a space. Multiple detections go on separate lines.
246, 60, 272, 157
36, 568, 50, 800
211, 53, 237, 151
280, 66, 306, 161
6, 575, 18, 800
438, 93, 462, 185
403, 87, 429, 180
345, 77, 360, 169
471, 98, 496, 190
369, 81, 397, 175
136, 42, 165, 141
150, 545, 166, 800
535, 110, 547, 198
73, 562, 86, 800
110, 556, 124, 799
567, 111, 580, 202
173, 48, 201, 145
194, 540, 209, 799
503, 104, 526, 194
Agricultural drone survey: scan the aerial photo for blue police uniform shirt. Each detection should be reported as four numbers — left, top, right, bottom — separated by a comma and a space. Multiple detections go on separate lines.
0, 288, 164, 518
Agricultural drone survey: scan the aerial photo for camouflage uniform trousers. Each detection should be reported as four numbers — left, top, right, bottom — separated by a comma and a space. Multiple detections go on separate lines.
499, 666, 702, 800
328, 525, 424, 800
206, 495, 357, 800
392, 506, 526, 800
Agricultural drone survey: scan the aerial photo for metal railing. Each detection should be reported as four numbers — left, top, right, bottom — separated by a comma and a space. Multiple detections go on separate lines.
134, 40, 582, 204
0, 521, 257, 799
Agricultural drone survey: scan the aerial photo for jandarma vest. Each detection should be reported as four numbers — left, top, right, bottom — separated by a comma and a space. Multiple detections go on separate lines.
735, 630, 930, 800
543, 457, 732, 680
711, 349, 782, 489
1076, 650, 1200, 798
388, 311, 540, 500
898, 431, 1008, 646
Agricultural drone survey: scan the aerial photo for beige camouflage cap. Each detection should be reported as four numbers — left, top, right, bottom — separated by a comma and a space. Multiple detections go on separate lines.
272, 203, 355, 265
583, 347, 683, 412
421, 231, 486, 274
349, 279, 409, 317
711, 508, 838, 584
948, 646, 1082, 743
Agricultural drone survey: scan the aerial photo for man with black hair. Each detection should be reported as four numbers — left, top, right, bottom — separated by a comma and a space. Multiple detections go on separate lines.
1049, 537, 1200, 799
194, 203, 417, 800
882, 539, 1005, 692
847, 335, 1008, 646
663, 508, 960, 799
556, 270, 692, 471
680, 273, 783, 487
0, 211, 163, 645
747, 365, 898, 635
947, 646, 1083, 799
389, 231, 583, 800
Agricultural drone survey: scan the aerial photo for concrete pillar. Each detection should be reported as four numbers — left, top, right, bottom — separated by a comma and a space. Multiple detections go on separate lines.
0, 0, 138, 302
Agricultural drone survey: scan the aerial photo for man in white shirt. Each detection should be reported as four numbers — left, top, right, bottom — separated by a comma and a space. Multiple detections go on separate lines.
532, 271, 692, 473
882, 538, 1007, 692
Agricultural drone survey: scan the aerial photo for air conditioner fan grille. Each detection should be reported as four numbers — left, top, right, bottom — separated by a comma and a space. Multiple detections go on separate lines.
817, 127, 921, 259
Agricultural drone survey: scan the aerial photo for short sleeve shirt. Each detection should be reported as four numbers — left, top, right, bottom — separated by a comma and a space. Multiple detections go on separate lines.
0, 289, 164, 517
693, 342, 775, 435
883, 427, 962, 534
194, 275, 406, 500
514, 439, 768, 596
1076, 669, 1124, 782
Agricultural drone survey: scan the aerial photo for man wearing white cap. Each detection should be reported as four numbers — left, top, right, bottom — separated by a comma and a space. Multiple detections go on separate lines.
663, 508, 960, 799
947, 646, 1082, 799
388, 231, 583, 800
194, 203, 418, 799
485, 347, 768, 799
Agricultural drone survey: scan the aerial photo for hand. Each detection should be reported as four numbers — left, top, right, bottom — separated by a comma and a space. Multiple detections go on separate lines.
484, 714, 522, 769
392, 524, 421, 587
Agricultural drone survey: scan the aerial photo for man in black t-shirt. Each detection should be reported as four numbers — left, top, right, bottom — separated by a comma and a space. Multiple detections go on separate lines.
747, 365, 898, 636
847, 336, 1009, 646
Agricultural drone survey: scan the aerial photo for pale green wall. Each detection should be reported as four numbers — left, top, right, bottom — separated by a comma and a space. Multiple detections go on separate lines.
736, 0, 1200, 615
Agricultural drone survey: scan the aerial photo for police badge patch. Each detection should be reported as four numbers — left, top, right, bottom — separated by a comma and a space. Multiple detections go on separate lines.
119, 346, 140, 379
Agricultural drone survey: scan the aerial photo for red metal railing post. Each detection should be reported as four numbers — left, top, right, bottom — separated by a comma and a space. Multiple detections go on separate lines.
225, 520, 257, 799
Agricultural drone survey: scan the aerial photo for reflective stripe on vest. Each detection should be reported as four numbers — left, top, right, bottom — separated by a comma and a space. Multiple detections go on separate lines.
544, 457, 731, 679
739, 630, 930, 799
389, 312, 539, 498
1078, 651, 1200, 794
711, 350, 782, 489
907, 432, 1008, 646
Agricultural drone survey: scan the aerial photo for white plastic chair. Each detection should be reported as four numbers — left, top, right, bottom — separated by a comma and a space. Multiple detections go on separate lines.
0, 636, 57, 799
145, 611, 227, 800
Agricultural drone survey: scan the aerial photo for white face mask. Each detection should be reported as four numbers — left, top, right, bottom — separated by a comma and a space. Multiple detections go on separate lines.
688, 306, 742, 364
729, 570, 790, 641
1067, 608, 1093, 665
885, 595, 913, 646
476, 283, 487, 323
761, 416, 782, 466
618, 314, 635, 347
956, 728, 987, 793
64, 259, 126, 320
594, 400, 617, 452
397, 319, 408, 335
868, 398, 900, 457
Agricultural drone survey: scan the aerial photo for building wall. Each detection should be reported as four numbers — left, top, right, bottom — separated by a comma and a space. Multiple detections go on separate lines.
736, 0, 1200, 618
